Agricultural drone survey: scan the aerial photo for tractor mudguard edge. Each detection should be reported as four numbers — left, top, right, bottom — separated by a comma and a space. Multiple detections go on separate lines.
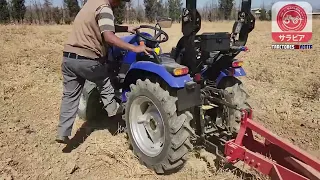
128, 61, 192, 88
176, 82, 202, 111
216, 67, 246, 85
123, 62, 201, 111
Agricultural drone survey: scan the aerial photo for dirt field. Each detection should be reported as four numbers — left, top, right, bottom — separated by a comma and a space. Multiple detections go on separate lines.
0, 21, 319, 180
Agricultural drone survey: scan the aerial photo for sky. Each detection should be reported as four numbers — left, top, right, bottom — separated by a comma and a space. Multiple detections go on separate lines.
48, 0, 320, 10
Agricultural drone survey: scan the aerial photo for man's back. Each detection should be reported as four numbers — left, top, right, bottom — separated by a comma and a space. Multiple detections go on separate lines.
64, 0, 111, 59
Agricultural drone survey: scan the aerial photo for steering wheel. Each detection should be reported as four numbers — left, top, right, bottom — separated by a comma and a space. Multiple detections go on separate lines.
135, 25, 169, 43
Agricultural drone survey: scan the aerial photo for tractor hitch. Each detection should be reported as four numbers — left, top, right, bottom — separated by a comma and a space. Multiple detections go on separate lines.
201, 86, 241, 111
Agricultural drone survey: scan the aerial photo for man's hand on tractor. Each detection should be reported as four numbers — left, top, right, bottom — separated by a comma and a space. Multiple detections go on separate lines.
132, 44, 153, 55
103, 31, 152, 55
127, 26, 139, 34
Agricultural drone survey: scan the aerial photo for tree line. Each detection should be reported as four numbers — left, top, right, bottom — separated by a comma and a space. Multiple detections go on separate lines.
201, 0, 272, 21
0, 0, 271, 25
0, 0, 80, 24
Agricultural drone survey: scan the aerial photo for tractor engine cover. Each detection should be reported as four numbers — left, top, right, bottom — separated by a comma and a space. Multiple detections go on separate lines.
198, 32, 231, 52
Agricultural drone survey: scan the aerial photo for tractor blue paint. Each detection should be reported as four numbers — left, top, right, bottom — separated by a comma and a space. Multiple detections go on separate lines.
233, 67, 246, 76
119, 61, 192, 103
122, 90, 128, 103
109, 32, 191, 103
129, 61, 192, 88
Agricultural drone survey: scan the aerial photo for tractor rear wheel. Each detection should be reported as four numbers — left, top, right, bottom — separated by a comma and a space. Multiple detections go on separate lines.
217, 77, 251, 135
125, 79, 194, 174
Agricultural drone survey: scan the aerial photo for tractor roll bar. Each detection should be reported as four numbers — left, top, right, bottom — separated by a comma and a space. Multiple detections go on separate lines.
179, 0, 255, 74
182, 0, 255, 46
231, 0, 256, 46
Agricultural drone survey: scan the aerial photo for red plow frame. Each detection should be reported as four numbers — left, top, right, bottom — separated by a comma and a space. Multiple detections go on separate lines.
224, 110, 320, 180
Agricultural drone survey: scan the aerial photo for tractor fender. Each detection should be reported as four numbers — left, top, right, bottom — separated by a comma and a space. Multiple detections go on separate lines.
216, 67, 246, 85
126, 61, 192, 88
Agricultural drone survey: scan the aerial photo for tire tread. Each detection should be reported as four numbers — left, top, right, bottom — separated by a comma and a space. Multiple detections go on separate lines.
125, 79, 194, 174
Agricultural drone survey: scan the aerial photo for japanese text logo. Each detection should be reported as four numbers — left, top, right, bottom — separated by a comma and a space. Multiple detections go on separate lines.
272, 1, 312, 42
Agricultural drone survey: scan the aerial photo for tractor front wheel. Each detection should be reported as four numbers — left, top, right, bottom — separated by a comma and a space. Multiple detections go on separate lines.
78, 81, 105, 122
125, 79, 194, 174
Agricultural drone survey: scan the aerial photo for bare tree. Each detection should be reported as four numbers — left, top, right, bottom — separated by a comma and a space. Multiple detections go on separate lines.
43, 0, 52, 23
219, 0, 234, 20
33, 0, 41, 23
52, 7, 63, 24
199, 1, 219, 21
24, 4, 34, 24
126, 1, 136, 24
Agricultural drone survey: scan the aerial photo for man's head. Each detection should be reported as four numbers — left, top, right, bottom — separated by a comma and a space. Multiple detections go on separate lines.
109, 0, 130, 8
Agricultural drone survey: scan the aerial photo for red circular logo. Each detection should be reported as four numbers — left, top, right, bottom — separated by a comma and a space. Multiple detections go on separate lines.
276, 4, 307, 31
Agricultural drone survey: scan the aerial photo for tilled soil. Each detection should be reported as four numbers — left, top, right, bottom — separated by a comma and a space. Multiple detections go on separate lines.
0, 21, 319, 180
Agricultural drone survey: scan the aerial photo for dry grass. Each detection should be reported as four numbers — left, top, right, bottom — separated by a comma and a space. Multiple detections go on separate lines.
0, 20, 319, 179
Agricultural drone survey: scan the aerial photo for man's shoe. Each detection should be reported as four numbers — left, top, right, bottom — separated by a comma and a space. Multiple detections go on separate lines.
55, 135, 70, 144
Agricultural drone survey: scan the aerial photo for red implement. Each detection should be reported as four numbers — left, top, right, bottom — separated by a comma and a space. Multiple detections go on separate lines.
224, 109, 320, 180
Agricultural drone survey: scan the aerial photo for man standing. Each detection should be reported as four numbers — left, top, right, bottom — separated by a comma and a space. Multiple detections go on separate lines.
56, 0, 152, 143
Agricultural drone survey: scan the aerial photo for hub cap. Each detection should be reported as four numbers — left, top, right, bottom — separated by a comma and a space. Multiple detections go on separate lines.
129, 96, 165, 157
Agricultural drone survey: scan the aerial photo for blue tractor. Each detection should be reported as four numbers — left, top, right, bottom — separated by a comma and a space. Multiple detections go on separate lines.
78, 22, 200, 173
78, 0, 255, 175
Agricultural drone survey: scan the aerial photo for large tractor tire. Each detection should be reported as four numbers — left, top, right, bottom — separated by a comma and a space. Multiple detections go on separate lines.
125, 79, 194, 174
78, 81, 105, 122
217, 77, 251, 135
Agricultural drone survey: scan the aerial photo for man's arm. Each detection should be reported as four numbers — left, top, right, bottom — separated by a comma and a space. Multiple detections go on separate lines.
102, 31, 135, 51
95, 5, 151, 53
96, 5, 134, 51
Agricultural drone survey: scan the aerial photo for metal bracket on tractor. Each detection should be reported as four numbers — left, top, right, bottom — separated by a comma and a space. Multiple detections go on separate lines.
224, 109, 320, 180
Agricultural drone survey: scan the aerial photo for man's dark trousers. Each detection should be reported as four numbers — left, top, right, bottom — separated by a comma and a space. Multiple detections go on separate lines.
58, 54, 117, 137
